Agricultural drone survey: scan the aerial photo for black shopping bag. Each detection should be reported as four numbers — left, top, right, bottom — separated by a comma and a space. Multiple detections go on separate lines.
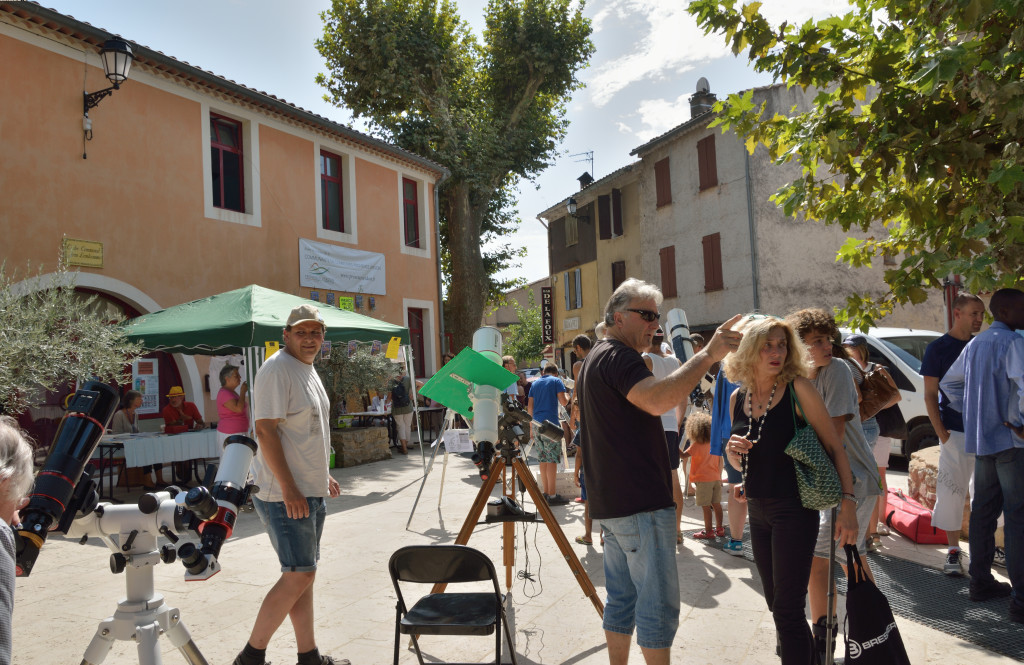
843, 544, 911, 664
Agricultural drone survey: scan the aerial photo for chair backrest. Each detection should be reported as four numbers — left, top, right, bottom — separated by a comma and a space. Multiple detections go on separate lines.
389, 545, 497, 586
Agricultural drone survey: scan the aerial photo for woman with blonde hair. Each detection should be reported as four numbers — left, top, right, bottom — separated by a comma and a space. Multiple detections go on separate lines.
0, 416, 36, 665
723, 315, 858, 664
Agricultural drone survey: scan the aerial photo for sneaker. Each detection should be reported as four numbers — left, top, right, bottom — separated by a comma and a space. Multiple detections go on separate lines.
994, 546, 1007, 568
544, 493, 569, 505
944, 548, 964, 576
970, 578, 1012, 602
724, 538, 744, 556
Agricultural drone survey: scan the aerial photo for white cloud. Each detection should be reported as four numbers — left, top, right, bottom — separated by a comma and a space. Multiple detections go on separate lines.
585, 0, 853, 109
632, 92, 694, 142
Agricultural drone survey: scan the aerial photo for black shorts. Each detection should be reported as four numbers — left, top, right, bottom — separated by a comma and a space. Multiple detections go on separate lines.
665, 430, 681, 470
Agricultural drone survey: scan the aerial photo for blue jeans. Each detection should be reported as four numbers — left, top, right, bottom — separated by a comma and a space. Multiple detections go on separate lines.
600, 507, 680, 649
969, 447, 1023, 607
252, 496, 326, 572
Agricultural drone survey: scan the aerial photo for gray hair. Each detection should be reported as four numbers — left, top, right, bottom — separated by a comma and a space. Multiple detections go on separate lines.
219, 363, 240, 387
0, 416, 35, 506
604, 278, 663, 326
594, 321, 608, 339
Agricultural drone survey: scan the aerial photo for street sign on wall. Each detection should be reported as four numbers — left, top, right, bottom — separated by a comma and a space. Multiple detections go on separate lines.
541, 287, 553, 343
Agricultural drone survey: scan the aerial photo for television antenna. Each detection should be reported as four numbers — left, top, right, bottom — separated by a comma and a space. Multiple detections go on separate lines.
570, 151, 594, 179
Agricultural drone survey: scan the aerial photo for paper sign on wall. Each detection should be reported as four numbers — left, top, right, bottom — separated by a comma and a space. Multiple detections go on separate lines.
338, 297, 354, 311
132, 359, 159, 415
385, 336, 401, 359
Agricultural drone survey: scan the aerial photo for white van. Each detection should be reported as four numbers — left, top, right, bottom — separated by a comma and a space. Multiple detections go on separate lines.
839, 327, 943, 458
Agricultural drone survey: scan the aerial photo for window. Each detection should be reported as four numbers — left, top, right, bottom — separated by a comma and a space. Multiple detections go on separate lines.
565, 215, 578, 246
320, 150, 344, 233
697, 135, 718, 191
659, 246, 677, 298
702, 233, 723, 292
403, 178, 420, 248
611, 260, 626, 292
563, 268, 582, 310
211, 114, 244, 212
611, 188, 623, 236
655, 157, 671, 207
408, 307, 425, 378
883, 249, 897, 266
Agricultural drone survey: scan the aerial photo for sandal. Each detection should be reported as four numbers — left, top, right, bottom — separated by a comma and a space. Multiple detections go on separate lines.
715, 526, 726, 537
876, 523, 890, 536
693, 530, 716, 540
677, 531, 683, 544
575, 536, 593, 545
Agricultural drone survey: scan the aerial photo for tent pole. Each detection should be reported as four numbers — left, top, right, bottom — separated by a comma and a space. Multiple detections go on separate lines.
405, 344, 427, 469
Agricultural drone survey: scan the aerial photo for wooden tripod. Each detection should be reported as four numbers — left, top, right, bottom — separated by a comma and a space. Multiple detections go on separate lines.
431, 448, 604, 618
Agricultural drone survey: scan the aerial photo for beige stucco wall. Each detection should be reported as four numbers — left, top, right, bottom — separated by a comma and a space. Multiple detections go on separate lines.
594, 175, 643, 316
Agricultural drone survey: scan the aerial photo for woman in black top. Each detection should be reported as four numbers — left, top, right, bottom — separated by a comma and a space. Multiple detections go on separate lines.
722, 316, 858, 665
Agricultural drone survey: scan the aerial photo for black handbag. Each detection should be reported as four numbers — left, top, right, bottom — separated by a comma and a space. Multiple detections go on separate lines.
874, 403, 908, 440
843, 544, 911, 664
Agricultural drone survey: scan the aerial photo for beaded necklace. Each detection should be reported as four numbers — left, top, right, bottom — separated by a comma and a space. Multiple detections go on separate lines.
740, 378, 779, 487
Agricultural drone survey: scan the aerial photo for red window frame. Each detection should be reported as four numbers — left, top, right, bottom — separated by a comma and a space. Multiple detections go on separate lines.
403, 178, 420, 248
320, 150, 345, 232
210, 113, 244, 212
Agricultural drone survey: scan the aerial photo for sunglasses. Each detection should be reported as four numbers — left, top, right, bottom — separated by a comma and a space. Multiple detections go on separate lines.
626, 308, 661, 322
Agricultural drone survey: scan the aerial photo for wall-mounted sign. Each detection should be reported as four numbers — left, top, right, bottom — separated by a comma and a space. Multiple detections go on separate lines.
338, 297, 354, 311
541, 287, 553, 344
310, 291, 320, 302
299, 238, 386, 295
63, 238, 103, 268
132, 359, 159, 415
326, 292, 335, 306
563, 316, 580, 331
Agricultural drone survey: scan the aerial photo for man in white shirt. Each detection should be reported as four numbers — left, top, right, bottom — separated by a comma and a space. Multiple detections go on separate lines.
233, 304, 345, 665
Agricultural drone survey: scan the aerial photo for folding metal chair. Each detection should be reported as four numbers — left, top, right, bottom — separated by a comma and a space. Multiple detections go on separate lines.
388, 544, 518, 665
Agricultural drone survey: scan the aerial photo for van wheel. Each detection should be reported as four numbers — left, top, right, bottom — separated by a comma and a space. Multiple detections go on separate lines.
905, 423, 938, 458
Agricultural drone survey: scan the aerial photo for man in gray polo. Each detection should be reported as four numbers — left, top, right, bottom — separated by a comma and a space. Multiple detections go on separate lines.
233, 304, 345, 665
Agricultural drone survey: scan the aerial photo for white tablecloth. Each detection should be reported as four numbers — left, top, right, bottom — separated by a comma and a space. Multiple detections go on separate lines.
103, 430, 220, 468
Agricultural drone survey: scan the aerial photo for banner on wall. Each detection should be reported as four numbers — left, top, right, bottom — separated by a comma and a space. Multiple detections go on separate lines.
541, 287, 554, 344
132, 359, 160, 415
299, 238, 386, 295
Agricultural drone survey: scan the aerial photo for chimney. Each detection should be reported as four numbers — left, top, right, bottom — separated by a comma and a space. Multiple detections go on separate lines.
577, 171, 594, 189
689, 77, 716, 118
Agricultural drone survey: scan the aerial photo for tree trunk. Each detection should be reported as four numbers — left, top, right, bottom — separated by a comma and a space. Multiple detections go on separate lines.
444, 181, 489, 353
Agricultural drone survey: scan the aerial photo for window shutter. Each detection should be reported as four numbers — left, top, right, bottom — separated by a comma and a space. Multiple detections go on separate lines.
655, 157, 671, 207
612, 261, 625, 292
611, 188, 623, 236
702, 233, 723, 291
575, 268, 582, 308
659, 246, 677, 298
564, 272, 570, 310
698, 135, 718, 191
598, 195, 611, 239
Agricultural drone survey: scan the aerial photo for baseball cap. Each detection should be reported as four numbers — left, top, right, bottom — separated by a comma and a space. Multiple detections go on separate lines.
286, 304, 326, 329
843, 333, 868, 348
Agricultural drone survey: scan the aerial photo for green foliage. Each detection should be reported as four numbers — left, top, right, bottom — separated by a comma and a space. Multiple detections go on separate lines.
315, 347, 400, 417
0, 261, 142, 415
501, 289, 544, 367
689, 0, 1024, 330
316, 0, 593, 347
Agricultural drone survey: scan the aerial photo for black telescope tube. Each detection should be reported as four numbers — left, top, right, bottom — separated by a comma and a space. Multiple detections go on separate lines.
15, 381, 118, 576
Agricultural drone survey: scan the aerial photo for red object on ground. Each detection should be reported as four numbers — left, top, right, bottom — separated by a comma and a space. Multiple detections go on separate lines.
885, 488, 948, 544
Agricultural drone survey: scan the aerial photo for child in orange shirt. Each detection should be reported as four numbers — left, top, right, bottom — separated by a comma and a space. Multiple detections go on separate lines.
682, 412, 723, 540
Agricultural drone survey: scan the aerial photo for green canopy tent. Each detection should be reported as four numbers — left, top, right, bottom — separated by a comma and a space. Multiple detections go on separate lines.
121, 284, 415, 445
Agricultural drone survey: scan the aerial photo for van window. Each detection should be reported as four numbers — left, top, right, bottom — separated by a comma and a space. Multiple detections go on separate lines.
880, 336, 936, 364
878, 339, 924, 373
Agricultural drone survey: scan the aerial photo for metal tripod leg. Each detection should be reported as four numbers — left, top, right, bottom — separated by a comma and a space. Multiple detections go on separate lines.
80, 598, 208, 665
405, 409, 455, 530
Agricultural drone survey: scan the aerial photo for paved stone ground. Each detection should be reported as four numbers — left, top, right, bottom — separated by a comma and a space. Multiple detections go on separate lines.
11, 447, 1019, 664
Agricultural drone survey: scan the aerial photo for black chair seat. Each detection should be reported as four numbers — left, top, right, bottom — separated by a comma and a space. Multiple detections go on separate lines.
401, 593, 498, 636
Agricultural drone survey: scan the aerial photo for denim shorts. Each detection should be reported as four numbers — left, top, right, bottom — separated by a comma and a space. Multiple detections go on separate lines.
252, 496, 326, 572
600, 506, 680, 649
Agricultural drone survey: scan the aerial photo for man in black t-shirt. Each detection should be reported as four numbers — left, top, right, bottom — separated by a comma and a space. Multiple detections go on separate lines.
578, 278, 740, 663
921, 292, 985, 576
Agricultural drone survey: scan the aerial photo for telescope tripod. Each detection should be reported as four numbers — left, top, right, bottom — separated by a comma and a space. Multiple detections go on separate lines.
76, 525, 208, 665
431, 447, 604, 618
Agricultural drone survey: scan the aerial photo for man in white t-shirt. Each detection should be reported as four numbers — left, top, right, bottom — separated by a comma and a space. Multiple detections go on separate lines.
233, 304, 345, 665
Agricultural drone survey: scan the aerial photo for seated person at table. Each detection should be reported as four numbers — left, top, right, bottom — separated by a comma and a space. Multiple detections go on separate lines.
110, 390, 142, 434
162, 386, 205, 434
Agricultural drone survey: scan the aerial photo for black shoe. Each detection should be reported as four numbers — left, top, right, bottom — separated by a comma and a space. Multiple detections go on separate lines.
969, 578, 1012, 601
544, 493, 569, 505
233, 654, 270, 665
296, 657, 350, 665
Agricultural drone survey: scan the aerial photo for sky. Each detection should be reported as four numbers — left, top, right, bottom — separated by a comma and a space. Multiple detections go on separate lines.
41, 0, 850, 288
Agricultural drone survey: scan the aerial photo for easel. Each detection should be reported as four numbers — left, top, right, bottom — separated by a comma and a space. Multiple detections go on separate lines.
405, 408, 458, 529
430, 443, 604, 618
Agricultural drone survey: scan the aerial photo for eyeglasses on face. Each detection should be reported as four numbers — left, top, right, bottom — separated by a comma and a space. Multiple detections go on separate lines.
626, 308, 660, 322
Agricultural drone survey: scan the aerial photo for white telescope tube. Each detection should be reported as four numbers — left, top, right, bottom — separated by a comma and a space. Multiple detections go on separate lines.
665, 309, 695, 362
469, 327, 503, 445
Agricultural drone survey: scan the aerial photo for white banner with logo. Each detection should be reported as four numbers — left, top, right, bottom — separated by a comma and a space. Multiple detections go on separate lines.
298, 238, 386, 295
